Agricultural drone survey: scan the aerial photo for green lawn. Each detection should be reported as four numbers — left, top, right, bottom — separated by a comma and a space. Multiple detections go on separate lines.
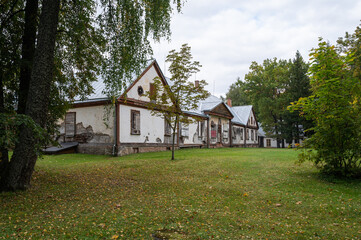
1, 148, 360, 239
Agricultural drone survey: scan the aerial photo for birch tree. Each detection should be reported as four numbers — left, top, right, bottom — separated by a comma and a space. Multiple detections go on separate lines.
0, 0, 184, 191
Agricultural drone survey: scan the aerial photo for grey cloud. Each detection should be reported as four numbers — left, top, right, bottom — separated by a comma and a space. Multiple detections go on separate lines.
152, 0, 361, 96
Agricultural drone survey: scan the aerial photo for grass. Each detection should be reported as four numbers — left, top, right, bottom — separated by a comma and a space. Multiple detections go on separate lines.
0, 148, 360, 239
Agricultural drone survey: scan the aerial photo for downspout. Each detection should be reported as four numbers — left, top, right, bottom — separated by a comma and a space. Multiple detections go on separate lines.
206, 117, 210, 148
112, 102, 118, 156
229, 119, 232, 147
244, 126, 247, 148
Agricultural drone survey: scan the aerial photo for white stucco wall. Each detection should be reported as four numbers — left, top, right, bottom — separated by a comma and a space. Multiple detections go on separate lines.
61, 105, 115, 142
209, 116, 230, 145
264, 138, 278, 148
246, 128, 258, 145
126, 65, 158, 101
119, 104, 166, 143
247, 110, 258, 128
264, 138, 303, 148
232, 125, 244, 145
182, 120, 207, 145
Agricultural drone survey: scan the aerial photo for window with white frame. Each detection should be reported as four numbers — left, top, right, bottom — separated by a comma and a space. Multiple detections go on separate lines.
267, 139, 271, 147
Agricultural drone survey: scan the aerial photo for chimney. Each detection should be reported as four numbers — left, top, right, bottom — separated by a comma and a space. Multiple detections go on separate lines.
227, 98, 232, 107
195, 80, 199, 88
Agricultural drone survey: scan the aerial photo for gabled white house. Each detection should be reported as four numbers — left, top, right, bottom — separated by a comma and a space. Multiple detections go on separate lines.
56, 60, 259, 156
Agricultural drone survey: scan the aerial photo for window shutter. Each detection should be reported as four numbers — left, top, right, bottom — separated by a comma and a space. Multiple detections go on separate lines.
149, 83, 155, 100
136, 112, 140, 134
65, 112, 76, 137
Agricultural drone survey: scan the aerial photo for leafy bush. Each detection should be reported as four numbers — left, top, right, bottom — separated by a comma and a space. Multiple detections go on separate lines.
289, 26, 361, 178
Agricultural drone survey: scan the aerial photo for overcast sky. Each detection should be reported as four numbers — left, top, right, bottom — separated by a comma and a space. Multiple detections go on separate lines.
151, 0, 361, 97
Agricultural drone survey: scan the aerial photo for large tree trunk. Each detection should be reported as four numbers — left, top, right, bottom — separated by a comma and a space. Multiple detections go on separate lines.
1, 0, 60, 191
17, 0, 39, 114
0, 74, 9, 184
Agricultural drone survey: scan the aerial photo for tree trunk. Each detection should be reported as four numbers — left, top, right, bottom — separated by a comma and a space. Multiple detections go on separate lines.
17, 0, 39, 114
275, 127, 280, 148
171, 131, 175, 160
2, 0, 60, 191
0, 74, 9, 186
171, 115, 179, 160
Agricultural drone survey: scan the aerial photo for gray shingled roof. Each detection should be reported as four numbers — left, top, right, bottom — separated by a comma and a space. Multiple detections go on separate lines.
198, 95, 223, 112
185, 95, 223, 117
186, 95, 254, 126
228, 107, 243, 125
231, 105, 253, 126
85, 79, 108, 100
258, 125, 266, 136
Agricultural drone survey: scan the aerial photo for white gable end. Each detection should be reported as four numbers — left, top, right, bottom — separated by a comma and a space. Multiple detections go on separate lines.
247, 109, 257, 127
126, 64, 160, 101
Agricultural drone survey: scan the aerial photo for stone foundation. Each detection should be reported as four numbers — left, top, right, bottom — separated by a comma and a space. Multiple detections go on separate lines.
63, 142, 260, 156
77, 143, 114, 155
117, 145, 171, 156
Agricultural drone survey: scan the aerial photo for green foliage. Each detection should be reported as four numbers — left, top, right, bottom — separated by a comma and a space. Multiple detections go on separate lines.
0, 0, 24, 110
98, 0, 183, 99
282, 51, 312, 144
225, 77, 250, 106
289, 30, 361, 177
146, 44, 209, 160
0, 113, 47, 154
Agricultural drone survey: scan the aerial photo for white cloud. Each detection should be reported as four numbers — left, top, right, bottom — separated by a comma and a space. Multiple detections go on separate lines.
152, 0, 361, 97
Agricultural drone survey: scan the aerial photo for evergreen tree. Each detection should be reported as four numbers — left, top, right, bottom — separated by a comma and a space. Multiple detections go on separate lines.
283, 51, 311, 145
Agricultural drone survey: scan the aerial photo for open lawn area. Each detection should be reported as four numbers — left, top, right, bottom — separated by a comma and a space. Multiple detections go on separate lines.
1, 148, 360, 239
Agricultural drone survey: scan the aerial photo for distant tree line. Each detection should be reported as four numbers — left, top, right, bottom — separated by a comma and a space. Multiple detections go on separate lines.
226, 51, 312, 148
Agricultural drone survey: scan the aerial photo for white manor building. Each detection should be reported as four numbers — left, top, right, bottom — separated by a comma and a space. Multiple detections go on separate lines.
56, 60, 259, 156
